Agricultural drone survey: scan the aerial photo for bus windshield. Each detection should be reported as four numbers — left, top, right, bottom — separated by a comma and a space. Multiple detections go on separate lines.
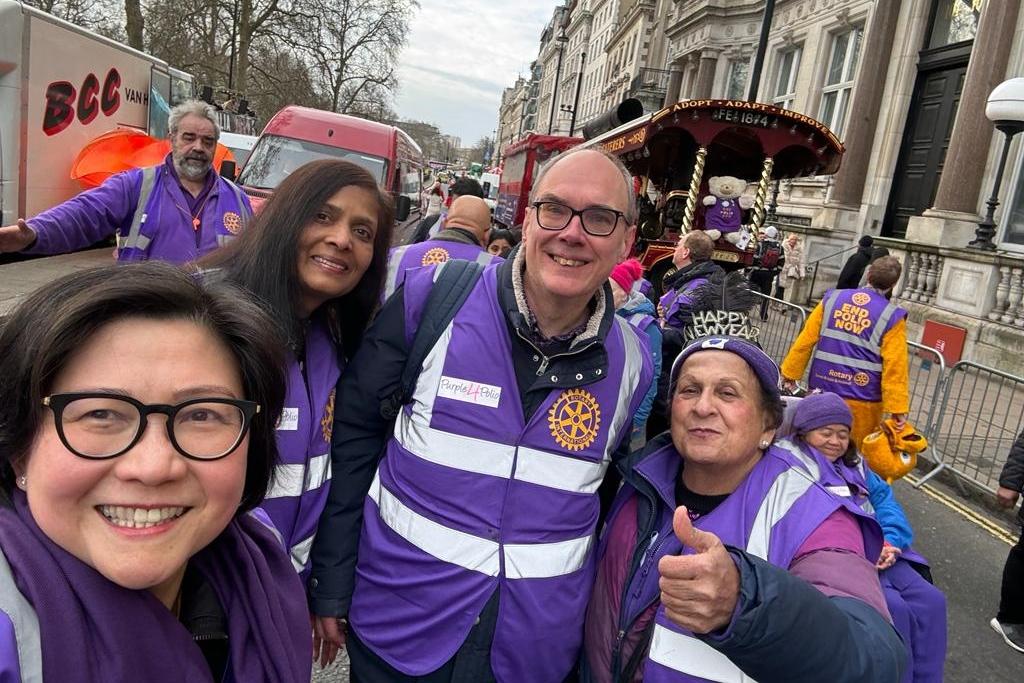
238, 134, 388, 189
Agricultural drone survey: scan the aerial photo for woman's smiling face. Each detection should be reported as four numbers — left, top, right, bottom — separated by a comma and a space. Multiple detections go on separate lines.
23, 317, 248, 601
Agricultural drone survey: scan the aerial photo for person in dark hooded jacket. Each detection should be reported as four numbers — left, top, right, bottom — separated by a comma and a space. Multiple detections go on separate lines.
992, 428, 1024, 653
836, 235, 875, 289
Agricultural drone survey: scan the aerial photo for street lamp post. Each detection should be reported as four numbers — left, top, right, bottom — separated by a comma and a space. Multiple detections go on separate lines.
548, 30, 568, 134
569, 51, 586, 136
969, 78, 1024, 250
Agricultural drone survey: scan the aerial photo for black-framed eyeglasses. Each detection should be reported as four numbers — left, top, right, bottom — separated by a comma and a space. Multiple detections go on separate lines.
42, 393, 260, 461
531, 201, 625, 237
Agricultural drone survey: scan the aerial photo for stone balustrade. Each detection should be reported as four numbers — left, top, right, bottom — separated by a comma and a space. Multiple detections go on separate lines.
988, 265, 1024, 326
899, 250, 945, 305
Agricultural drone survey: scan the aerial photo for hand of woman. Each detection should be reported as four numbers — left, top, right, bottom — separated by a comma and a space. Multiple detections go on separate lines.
875, 543, 901, 570
658, 506, 740, 634
311, 614, 347, 669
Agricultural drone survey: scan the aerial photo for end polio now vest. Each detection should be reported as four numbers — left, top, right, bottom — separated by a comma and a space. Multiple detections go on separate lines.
808, 288, 906, 402
640, 445, 882, 683
258, 317, 342, 577
382, 240, 500, 300
350, 264, 650, 683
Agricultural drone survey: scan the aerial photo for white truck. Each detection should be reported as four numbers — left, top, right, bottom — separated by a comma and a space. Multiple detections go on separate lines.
0, 0, 194, 225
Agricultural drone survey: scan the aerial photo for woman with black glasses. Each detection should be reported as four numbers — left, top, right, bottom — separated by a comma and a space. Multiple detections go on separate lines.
0, 262, 310, 682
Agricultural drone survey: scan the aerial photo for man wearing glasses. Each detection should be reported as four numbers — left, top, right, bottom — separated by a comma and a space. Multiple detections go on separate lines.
308, 148, 654, 682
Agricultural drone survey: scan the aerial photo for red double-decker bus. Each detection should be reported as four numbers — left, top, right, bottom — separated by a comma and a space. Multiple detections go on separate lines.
493, 134, 582, 230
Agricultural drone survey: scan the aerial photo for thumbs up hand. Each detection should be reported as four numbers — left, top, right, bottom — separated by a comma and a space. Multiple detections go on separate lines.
657, 506, 741, 634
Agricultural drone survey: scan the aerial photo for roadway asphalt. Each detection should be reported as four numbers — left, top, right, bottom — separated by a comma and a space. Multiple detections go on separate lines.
896, 474, 1022, 681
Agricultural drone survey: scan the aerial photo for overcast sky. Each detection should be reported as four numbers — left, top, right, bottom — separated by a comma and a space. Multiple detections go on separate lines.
394, 0, 561, 146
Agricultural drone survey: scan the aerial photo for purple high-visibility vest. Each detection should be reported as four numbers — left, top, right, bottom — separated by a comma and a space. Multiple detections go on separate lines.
808, 288, 906, 401
634, 445, 879, 683
776, 439, 928, 568
627, 311, 656, 333
25, 163, 251, 263
258, 317, 342, 578
382, 239, 500, 301
658, 276, 711, 332
349, 264, 651, 683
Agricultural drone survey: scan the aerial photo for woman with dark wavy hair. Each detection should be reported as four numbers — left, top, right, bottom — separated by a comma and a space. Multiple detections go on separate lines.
200, 159, 394, 581
0, 262, 310, 682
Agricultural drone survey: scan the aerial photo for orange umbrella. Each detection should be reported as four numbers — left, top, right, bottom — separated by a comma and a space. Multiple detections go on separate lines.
71, 128, 236, 189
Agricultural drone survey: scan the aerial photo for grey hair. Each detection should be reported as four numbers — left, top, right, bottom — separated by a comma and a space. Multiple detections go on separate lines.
529, 146, 638, 224
168, 100, 221, 139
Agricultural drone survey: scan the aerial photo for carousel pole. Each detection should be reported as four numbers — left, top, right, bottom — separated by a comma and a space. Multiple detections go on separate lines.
682, 146, 708, 233
751, 156, 775, 230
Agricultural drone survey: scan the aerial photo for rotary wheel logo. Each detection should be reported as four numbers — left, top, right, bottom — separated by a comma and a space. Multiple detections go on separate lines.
851, 292, 871, 306
548, 388, 601, 451
222, 211, 242, 234
320, 389, 336, 443
853, 372, 870, 387
421, 247, 451, 266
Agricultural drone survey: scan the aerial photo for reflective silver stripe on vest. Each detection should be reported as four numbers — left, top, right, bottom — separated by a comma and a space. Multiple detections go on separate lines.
820, 326, 879, 350
217, 234, 235, 246
869, 302, 901, 347
368, 470, 593, 579
265, 452, 331, 499
745, 466, 817, 561
774, 439, 821, 480
394, 318, 641, 492
289, 533, 316, 573
475, 251, 493, 266
383, 246, 411, 299
122, 165, 159, 251
606, 316, 647, 452
369, 470, 500, 575
810, 350, 883, 372
0, 550, 43, 682
648, 624, 758, 682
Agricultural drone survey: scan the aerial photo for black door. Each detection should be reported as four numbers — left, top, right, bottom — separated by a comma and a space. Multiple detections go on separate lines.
883, 64, 967, 237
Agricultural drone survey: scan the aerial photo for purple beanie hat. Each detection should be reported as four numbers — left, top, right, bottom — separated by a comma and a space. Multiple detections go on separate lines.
671, 337, 781, 399
792, 392, 853, 433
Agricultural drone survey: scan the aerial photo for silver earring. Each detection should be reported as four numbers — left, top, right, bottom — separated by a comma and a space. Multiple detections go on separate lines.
759, 440, 770, 450
16, 476, 26, 490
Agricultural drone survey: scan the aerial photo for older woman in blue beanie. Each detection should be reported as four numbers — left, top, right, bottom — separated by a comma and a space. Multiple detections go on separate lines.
582, 336, 906, 683
783, 392, 947, 683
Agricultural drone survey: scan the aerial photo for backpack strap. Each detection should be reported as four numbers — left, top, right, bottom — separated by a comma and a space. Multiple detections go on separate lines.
379, 259, 487, 420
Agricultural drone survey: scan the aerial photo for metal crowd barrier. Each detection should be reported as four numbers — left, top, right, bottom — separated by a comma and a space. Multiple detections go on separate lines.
905, 341, 946, 445
749, 292, 808, 369
916, 361, 1024, 494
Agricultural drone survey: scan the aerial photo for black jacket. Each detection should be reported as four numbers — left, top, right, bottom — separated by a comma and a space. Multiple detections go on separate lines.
307, 257, 638, 616
836, 245, 874, 289
999, 429, 1024, 525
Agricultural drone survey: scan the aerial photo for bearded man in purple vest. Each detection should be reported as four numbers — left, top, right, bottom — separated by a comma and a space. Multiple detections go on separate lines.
382, 195, 502, 301
307, 147, 654, 682
781, 255, 910, 449
583, 336, 906, 682
0, 100, 251, 263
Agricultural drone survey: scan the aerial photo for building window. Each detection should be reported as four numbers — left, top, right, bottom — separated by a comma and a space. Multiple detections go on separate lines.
726, 58, 748, 100
772, 47, 801, 110
818, 26, 862, 137
1001, 155, 1024, 249
928, 0, 983, 49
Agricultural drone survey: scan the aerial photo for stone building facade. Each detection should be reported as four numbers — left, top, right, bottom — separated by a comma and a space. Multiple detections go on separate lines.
496, 0, 1024, 368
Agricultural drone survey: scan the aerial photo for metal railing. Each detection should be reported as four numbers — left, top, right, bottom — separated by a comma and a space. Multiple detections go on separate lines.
805, 244, 857, 305
916, 361, 1024, 494
750, 292, 808, 368
630, 68, 673, 94
905, 341, 947, 445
